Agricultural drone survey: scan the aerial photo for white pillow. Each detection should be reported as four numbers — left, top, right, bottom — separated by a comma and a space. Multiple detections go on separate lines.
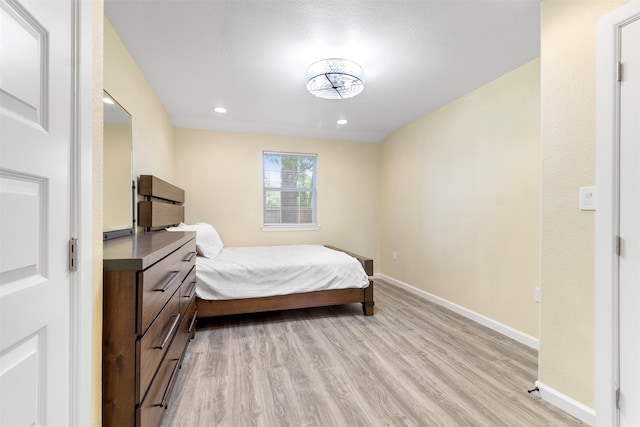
166, 222, 187, 232
166, 222, 224, 258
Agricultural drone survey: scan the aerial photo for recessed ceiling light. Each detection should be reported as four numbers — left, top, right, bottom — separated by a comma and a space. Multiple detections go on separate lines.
214, 107, 227, 114
337, 119, 348, 125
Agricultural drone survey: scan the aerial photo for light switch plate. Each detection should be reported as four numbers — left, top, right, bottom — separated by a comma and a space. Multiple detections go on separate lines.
579, 186, 597, 211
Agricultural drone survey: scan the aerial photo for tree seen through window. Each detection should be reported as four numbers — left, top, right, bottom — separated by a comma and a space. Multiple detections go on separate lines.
263, 152, 317, 225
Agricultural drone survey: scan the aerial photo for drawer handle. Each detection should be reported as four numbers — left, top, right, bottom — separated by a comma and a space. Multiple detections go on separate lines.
183, 251, 196, 263
187, 311, 197, 335
153, 358, 180, 409
183, 281, 196, 298
155, 271, 180, 292
154, 314, 181, 350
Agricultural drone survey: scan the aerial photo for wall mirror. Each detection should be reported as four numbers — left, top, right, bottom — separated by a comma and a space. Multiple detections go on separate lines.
103, 90, 134, 240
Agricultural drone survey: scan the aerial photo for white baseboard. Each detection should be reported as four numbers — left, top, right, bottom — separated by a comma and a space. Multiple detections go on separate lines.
375, 274, 539, 350
535, 381, 596, 426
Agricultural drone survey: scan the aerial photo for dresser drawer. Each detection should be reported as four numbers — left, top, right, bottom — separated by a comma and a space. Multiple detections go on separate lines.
136, 354, 180, 427
184, 297, 197, 342
138, 240, 196, 334
138, 289, 181, 403
136, 303, 194, 427
171, 297, 197, 366
180, 266, 196, 315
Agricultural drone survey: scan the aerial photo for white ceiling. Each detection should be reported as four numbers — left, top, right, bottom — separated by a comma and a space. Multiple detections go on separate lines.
104, 0, 540, 143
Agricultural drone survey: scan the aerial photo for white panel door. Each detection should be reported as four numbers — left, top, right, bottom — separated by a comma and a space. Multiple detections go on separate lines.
619, 15, 640, 427
0, 0, 74, 425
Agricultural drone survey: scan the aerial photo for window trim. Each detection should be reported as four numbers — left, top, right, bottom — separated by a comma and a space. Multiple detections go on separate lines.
262, 151, 318, 228
261, 225, 321, 232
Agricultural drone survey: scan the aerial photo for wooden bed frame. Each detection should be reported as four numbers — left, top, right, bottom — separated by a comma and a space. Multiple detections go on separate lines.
137, 175, 375, 318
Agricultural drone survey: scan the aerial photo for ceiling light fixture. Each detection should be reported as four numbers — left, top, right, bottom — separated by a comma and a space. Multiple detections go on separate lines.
336, 119, 348, 125
214, 107, 227, 114
305, 58, 365, 100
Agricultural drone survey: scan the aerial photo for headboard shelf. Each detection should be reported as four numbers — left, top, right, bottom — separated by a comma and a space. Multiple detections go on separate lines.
139, 175, 185, 203
138, 201, 184, 229
138, 175, 185, 229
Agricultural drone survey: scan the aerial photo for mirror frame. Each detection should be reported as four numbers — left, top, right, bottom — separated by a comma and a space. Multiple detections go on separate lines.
103, 90, 135, 240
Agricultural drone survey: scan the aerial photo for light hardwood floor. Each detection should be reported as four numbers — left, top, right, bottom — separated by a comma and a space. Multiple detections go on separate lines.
162, 281, 586, 426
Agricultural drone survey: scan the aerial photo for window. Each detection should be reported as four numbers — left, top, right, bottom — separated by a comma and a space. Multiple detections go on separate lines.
263, 151, 317, 226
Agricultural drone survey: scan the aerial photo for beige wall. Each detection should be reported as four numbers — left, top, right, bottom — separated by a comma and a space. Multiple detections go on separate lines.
379, 59, 541, 338
539, 0, 628, 409
174, 129, 380, 261
104, 18, 175, 186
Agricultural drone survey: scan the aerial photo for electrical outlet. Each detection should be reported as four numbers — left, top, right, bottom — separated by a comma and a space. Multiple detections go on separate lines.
535, 287, 541, 303
392, 250, 397, 260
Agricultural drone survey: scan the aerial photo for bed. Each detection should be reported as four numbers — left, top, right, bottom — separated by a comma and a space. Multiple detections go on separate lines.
138, 175, 375, 318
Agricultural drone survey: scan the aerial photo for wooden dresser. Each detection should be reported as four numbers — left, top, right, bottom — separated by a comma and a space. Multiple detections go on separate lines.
103, 231, 197, 427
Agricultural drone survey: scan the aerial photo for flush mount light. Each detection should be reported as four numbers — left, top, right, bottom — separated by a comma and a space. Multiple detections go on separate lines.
337, 119, 348, 125
305, 58, 365, 100
214, 107, 227, 114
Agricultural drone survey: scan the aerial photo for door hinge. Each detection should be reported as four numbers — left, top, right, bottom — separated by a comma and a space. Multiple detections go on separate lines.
617, 61, 623, 82
616, 388, 621, 409
615, 236, 621, 256
69, 237, 78, 272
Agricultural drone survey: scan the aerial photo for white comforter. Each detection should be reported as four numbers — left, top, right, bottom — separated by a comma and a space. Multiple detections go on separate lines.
195, 244, 370, 300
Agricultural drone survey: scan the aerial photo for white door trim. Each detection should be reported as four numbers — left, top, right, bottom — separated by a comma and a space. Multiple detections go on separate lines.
596, 3, 640, 426
69, 0, 93, 425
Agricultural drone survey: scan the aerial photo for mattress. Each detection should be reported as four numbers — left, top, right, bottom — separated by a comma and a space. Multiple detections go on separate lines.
195, 244, 370, 301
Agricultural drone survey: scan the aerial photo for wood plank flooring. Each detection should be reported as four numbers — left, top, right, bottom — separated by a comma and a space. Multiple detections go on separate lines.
161, 281, 586, 426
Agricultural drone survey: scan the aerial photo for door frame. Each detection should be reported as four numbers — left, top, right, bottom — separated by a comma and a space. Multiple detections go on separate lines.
596, 2, 640, 426
69, 0, 94, 425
